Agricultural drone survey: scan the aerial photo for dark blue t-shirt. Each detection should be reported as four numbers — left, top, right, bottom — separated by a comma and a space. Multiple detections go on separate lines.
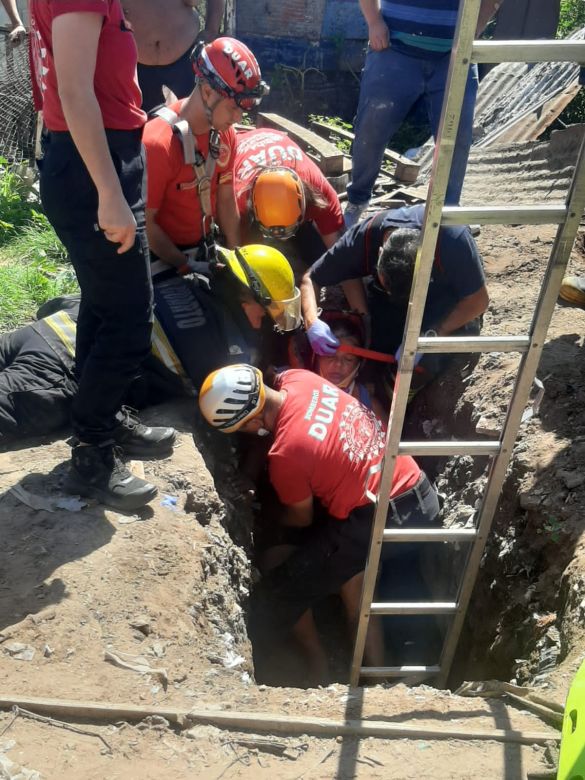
309, 204, 485, 330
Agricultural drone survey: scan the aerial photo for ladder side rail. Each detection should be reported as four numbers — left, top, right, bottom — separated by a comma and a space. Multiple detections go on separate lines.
417, 335, 530, 353
437, 133, 585, 687
472, 40, 585, 64
348, 0, 483, 687
441, 205, 567, 226
398, 441, 499, 456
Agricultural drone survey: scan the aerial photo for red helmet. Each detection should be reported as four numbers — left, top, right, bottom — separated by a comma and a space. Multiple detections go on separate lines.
192, 37, 269, 110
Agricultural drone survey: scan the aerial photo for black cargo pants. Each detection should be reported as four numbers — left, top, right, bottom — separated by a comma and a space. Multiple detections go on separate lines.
39, 129, 153, 443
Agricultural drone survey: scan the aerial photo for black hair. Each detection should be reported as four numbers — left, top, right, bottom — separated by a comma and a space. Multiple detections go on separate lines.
328, 317, 364, 347
377, 228, 421, 303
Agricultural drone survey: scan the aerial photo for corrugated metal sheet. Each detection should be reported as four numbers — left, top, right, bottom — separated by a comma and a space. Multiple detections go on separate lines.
414, 28, 585, 184
462, 125, 583, 205
405, 125, 584, 206
474, 29, 584, 148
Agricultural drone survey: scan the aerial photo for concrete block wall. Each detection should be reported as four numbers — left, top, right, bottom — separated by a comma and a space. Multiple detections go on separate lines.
237, 0, 327, 40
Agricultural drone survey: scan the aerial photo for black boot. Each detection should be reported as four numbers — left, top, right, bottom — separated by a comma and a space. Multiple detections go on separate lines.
113, 406, 176, 458
65, 443, 158, 511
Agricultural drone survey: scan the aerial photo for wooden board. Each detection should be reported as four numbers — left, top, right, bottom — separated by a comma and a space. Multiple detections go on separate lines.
257, 112, 345, 175
310, 119, 421, 184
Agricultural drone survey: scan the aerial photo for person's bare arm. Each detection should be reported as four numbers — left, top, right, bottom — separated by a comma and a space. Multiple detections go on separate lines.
1, 0, 25, 44
145, 209, 187, 267
216, 182, 241, 249
477, 0, 504, 35
435, 286, 489, 336
52, 12, 136, 253
359, 0, 389, 51
300, 269, 321, 329
204, 0, 225, 38
282, 496, 314, 528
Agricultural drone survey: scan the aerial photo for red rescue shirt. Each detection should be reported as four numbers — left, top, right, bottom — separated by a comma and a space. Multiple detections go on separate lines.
269, 370, 420, 520
29, 0, 145, 132
233, 129, 344, 240
144, 101, 237, 247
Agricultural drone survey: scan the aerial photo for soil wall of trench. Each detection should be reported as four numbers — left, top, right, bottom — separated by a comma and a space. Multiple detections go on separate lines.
198, 225, 585, 695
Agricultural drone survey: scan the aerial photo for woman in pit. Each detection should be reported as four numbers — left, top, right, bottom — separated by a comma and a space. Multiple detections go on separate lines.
289, 310, 386, 420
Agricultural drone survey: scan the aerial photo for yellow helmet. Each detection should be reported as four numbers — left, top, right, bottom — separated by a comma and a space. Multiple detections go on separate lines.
252, 167, 306, 240
222, 244, 302, 332
199, 364, 265, 433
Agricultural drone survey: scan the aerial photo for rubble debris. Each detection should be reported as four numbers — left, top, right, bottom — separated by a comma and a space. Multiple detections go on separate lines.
0, 752, 41, 780
9, 484, 87, 514
129, 615, 152, 636
104, 648, 168, 688
556, 470, 585, 490
2, 643, 35, 662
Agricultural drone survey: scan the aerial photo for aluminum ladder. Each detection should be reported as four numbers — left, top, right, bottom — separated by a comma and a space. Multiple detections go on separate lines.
349, 0, 585, 687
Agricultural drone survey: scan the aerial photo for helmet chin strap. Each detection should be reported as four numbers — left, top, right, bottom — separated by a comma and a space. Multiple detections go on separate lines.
199, 83, 224, 130
321, 364, 361, 391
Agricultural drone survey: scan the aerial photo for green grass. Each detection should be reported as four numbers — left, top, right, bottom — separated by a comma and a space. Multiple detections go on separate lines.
0, 160, 39, 245
0, 211, 78, 331
0, 160, 79, 331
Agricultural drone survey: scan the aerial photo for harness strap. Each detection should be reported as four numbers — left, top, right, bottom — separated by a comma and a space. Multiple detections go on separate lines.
154, 107, 219, 239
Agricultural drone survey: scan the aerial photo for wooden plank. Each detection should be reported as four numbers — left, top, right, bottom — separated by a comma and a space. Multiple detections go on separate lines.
0, 695, 560, 745
310, 119, 421, 184
256, 113, 344, 175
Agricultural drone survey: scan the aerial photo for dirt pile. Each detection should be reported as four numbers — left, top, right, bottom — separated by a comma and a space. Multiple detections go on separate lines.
1, 213, 583, 776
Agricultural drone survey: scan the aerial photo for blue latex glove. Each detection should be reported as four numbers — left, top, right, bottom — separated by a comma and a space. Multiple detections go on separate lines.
395, 344, 423, 366
307, 319, 340, 356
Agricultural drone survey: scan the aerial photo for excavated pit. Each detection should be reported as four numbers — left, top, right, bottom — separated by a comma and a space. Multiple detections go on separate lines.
197, 224, 585, 696
199, 346, 584, 693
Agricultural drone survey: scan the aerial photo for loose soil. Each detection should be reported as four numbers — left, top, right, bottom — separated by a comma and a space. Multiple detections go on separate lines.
2, 186, 584, 777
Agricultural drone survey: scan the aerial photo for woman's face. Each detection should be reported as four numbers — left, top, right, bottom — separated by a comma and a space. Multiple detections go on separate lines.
317, 336, 361, 388
241, 299, 266, 329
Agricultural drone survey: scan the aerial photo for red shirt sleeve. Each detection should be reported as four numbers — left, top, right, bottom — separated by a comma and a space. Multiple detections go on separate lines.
305, 166, 344, 236
217, 126, 237, 186
50, 0, 110, 19
313, 176, 344, 235
144, 123, 178, 211
269, 453, 312, 507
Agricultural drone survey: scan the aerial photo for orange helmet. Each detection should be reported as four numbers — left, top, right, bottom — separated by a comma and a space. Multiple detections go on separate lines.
251, 167, 306, 240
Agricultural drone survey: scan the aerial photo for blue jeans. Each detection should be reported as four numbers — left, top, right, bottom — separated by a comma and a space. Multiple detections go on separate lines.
347, 47, 479, 206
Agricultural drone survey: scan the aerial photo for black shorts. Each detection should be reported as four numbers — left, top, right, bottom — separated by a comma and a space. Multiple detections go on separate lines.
138, 44, 196, 113
250, 472, 440, 635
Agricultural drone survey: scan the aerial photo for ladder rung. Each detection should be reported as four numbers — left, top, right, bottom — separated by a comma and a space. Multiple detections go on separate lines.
383, 528, 477, 542
442, 205, 567, 226
398, 441, 500, 456
370, 602, 457, 615
472, 40, 585, 64
360, 665, 441, 678
416, 335, 530, 353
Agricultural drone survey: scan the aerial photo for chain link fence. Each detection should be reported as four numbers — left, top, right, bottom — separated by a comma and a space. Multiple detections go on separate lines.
0, 30, 35, 163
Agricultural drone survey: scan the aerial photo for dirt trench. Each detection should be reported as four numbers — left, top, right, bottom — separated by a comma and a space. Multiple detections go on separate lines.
398, 222, 585, 698
194, 218, 585, 696
0, 223, 582, 778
